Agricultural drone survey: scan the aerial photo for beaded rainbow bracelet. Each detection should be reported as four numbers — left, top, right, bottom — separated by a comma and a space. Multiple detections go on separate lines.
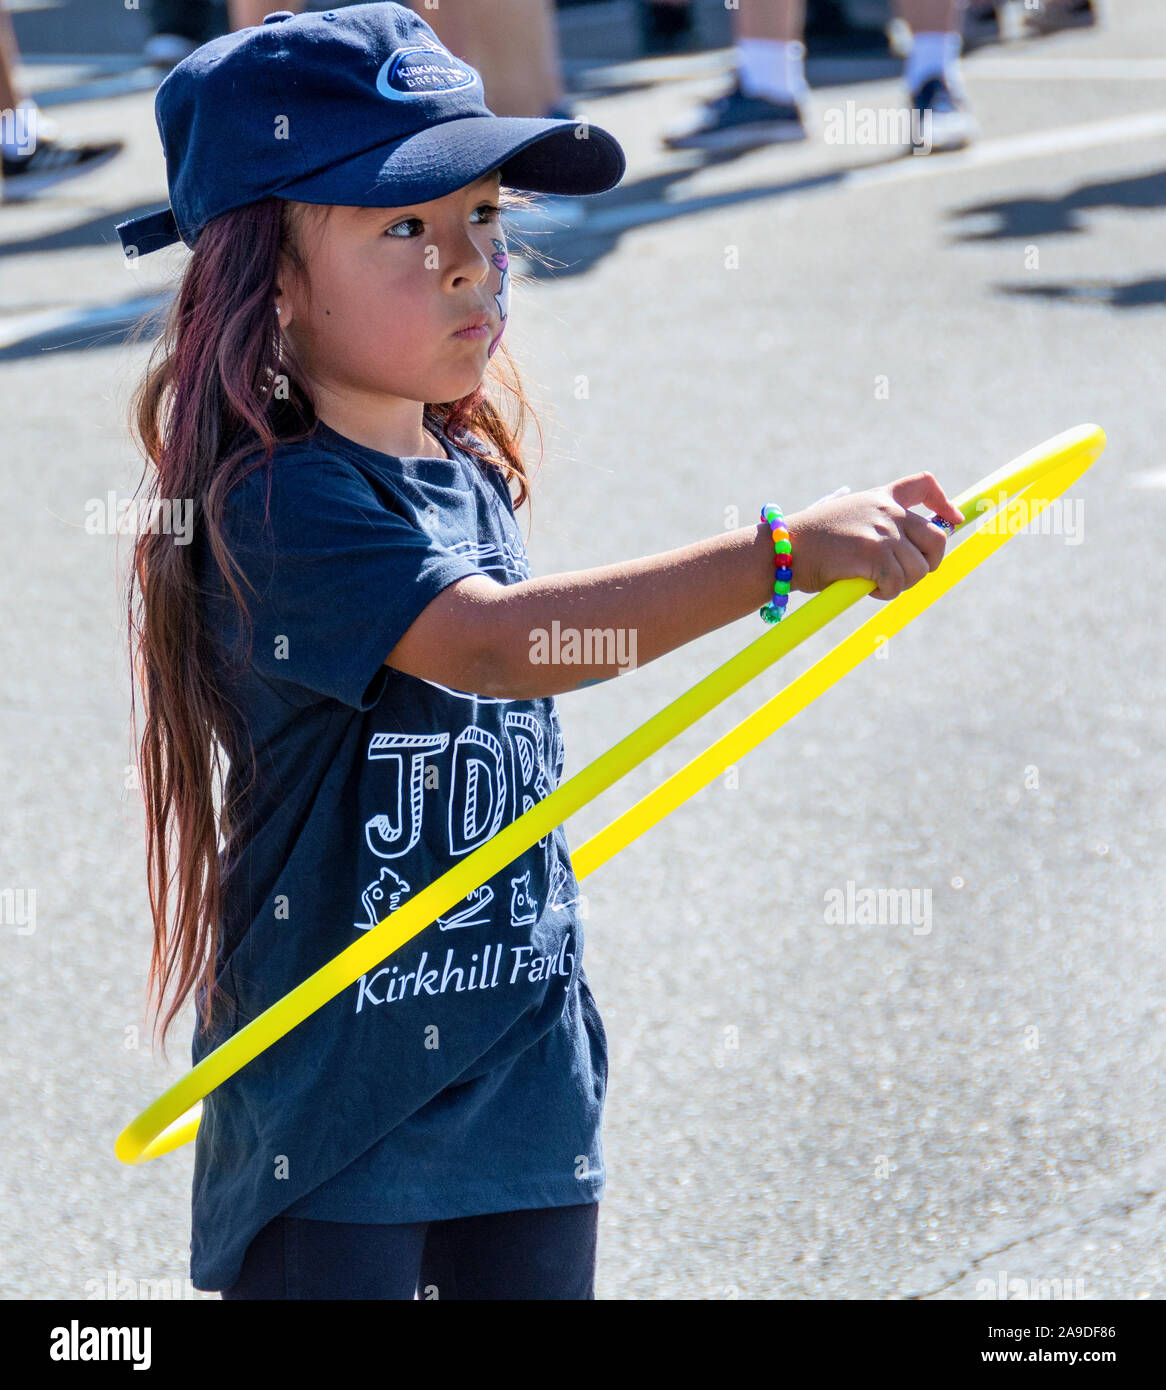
758, 497, 957, 624
759, 502, 792, 624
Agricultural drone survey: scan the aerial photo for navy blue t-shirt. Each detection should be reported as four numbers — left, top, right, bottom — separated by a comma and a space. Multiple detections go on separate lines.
188, 413, 607, 1293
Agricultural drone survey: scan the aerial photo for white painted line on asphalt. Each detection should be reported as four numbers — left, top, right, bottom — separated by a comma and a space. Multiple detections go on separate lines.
0, 306, 86, 348
579, 108, 1166, 237
32, 68, 161, 107
1127, 471, 1166, 489
22, 55, 153, 70
964, 58, 1166, 82
0, 294, 169, 352
837, 108, 1166, 188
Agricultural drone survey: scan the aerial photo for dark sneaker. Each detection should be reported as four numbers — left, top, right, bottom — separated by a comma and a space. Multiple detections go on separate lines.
1023, 0, 1100, 34
662, 76, 811, 152
908, 76, 977, 155
1, 133, 124, 192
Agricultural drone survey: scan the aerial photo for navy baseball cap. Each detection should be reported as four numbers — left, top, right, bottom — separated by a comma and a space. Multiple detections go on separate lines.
116, 2, 626, 257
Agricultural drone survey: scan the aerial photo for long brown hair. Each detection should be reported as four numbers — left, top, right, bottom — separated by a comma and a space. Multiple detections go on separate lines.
123, 190, 545, 1058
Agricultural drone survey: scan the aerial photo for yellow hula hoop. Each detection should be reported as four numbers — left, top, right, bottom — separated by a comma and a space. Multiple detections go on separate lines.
116, 423, 1106, 1165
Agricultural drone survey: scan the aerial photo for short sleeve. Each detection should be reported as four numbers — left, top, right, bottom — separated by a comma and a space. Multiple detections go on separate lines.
216, 460, 484, 710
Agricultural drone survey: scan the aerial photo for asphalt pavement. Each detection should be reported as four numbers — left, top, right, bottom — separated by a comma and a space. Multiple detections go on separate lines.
1, 0, 1164, 1301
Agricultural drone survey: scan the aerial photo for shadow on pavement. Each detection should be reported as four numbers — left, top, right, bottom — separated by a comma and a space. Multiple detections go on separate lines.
0, 294, 168, 362
0, 204, 137, 256
947, 167, 1166, 240
995, 277, 1166, 309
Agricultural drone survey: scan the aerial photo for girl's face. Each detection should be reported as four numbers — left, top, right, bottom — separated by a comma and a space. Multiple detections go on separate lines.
276, 170, 506, 418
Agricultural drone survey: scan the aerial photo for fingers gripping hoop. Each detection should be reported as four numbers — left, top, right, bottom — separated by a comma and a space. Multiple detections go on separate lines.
116, 424, 1107, 1165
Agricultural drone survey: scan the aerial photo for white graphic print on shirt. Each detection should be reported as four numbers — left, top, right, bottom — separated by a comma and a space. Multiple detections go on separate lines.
351, 528, 581, 1014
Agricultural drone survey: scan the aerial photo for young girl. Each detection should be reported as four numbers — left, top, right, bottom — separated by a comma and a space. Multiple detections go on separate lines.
120, 3, 963, 1302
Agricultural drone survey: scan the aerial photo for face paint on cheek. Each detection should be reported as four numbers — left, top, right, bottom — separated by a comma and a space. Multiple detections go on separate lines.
487, 235, 510, 359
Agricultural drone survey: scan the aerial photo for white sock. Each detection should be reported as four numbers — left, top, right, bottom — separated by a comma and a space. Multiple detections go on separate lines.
903, 30, 965, 97
736, 38, 809, 105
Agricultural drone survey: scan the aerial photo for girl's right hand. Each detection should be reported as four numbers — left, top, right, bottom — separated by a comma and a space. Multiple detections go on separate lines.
786, 472, 966, 601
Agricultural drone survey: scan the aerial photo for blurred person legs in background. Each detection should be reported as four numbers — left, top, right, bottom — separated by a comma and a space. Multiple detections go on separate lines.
661, 0, 977, 156
419, 0, 570, 120
0, 0, 122, 195
221, 0, 569, 130
419, 0, 583, 232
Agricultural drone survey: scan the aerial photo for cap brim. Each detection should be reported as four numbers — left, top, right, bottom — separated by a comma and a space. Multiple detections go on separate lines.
272, 114, 625, 209
113, 115, 625, 257
116, 205, 182, 257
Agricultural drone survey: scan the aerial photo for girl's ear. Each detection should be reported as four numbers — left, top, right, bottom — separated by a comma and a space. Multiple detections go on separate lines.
275, 246, 299, 332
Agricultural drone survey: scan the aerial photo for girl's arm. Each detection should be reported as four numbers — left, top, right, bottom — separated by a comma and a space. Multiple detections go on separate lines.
385, 472, 963, 701
385, 519, 778, 700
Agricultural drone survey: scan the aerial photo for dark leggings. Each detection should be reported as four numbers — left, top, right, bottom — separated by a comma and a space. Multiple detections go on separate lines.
221, 1201, 599, 1300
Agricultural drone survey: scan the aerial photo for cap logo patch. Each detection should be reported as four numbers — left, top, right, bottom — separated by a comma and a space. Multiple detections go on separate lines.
375, 43, 479, 101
